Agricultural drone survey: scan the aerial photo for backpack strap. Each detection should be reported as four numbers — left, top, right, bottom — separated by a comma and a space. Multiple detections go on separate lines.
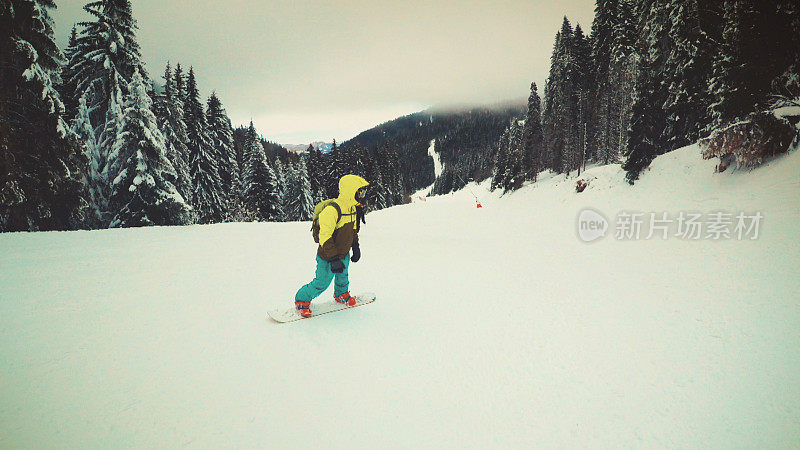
328, 202, 342, 223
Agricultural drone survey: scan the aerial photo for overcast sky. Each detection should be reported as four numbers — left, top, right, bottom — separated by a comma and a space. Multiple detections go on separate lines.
52, 0, 595, 144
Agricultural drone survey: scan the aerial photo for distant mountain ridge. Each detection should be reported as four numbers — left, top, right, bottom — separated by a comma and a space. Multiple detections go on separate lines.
341, 101, 526, 194
281, 141, 334, 154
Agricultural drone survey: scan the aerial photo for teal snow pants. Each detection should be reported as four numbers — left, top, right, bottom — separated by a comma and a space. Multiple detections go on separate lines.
295, 254, 351, 302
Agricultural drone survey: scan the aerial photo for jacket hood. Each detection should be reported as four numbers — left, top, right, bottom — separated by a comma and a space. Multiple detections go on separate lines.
337, 174, 370, 206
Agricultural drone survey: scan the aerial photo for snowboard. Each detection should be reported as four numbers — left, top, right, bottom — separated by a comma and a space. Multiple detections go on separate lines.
267, 292, 376, 323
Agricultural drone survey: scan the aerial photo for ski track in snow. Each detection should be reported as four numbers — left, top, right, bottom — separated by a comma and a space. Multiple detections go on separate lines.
1, 145, 799, 447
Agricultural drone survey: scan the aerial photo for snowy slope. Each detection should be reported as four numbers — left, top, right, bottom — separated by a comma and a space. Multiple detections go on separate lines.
1, 145, 799, 448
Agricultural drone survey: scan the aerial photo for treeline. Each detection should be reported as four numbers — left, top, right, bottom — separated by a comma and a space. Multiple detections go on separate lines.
0, 0, 403, 232
343, 104, 525, 196
309, 141, 405, 209
493, 0, 800, 192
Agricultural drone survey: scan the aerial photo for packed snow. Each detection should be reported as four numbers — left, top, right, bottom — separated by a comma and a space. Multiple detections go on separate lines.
1, 145, 799, 447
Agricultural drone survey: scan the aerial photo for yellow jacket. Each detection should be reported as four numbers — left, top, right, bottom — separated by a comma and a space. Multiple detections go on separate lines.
318, 174, 370, 260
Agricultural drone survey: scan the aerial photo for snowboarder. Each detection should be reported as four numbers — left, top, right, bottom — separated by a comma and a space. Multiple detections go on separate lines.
294, 174, 370, 318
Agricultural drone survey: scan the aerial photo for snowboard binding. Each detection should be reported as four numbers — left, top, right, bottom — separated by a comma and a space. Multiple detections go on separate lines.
295, 301, 312, 318
334, 292, 357, 307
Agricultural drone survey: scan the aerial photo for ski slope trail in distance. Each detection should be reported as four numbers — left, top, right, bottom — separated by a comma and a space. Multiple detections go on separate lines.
413, 139, 442, 199
429, 138, 443, 178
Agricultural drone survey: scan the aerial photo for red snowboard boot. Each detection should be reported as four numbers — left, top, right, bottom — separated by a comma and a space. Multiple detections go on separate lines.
295, 301, 312, 318
334, 292, 357, 307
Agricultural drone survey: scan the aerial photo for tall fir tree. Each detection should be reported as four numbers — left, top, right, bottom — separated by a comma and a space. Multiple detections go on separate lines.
184, 67, 224, 223
371, 144, 399, 207
282, 162, 297, 220
325, 139, 343, 198
385, 145, 404, 205
206, 92, 239, 215
605, 0, 638, 164
590, 0, 619, 165
622, 1, 671, 183
153, 63, 192, 205
522, 82, 544, 181
71, 92, 100, 225
571, 23, 594, 174
542, 17, 576, 174
543, 17, 593, 175
242, 122, 280, 221
95, 78, 125, 220
348, 143, 369, 180
108, 69, 190, 227
285, 160, 314, 221
542, 27, 563, 173
374, 147, 389, 205
1, 0, 90, 231
173, 63, 186, 109
58, 24, 80, 120
491, 127, 510, 191
307, 144, 326, 203
501, 120, 526, 192
67, 0, 146, 219
661, 0, 715, 150
708, 0, 800, 128
492, 117, 535, 192
273, 157, 287, 221
69, 0, 146, 126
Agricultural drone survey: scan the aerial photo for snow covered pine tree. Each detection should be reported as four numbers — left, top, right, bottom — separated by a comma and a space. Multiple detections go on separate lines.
107, 69, 191, 227
1, 0, 89, 231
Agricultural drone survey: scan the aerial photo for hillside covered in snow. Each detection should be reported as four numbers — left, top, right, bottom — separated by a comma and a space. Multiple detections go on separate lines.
1, 144, 798, 447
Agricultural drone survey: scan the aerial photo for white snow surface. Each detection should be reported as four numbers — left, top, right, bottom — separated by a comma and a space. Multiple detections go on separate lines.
1, 145, 799, 447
